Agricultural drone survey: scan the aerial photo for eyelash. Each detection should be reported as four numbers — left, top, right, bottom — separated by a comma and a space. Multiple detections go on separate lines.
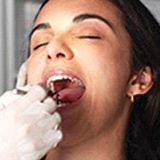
33, 34, 101, 51
78, 35, 101, 39
33, 42, 49, 51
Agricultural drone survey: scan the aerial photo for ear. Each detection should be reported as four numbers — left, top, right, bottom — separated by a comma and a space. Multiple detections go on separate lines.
127, 66, 153, 97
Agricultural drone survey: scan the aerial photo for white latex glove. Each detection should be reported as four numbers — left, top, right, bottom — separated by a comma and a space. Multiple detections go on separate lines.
0, 84, 62, 160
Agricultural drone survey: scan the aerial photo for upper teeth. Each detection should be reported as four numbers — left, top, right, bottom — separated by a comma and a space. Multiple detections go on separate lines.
47, 75, 83, 91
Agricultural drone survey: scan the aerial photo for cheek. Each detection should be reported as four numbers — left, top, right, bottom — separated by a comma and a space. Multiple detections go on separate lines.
27, 55, 45, 84
79, 43, 131, 101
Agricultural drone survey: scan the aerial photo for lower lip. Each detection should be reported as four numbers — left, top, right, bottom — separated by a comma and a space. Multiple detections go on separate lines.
55, 99, 82, 113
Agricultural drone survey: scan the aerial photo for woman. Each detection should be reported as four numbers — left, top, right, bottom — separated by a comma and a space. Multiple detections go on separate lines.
0, 0, 160, 160
26, 0, 160, 159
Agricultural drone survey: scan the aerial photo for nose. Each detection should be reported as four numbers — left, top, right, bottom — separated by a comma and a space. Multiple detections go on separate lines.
46, 38, 74, 61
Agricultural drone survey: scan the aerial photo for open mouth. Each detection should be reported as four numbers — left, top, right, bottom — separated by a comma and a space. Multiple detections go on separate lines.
46, 75, 85, 106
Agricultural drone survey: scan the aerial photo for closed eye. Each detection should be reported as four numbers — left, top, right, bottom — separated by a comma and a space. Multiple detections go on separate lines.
78, 35, 101, 39
33, 42, 49, 50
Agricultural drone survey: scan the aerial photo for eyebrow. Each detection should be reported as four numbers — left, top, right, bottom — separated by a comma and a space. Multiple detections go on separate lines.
73, 13, 114, 31
30, 13, 114, 38
29, 23, 51, 39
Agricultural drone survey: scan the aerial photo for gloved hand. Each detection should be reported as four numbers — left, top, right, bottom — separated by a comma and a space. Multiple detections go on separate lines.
0, 84, 62, 160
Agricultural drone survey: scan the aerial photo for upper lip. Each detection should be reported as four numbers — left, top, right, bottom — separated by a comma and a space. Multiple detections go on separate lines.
43, 68, 85, 90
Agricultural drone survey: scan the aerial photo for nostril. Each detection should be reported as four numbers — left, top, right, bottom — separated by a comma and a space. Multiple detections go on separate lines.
56, 52, 65, 58
47, 55, 52, 59
47, 52, 66, 60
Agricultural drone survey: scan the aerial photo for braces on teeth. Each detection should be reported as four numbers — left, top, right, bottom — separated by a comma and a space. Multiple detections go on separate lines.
47, 75, 83, 91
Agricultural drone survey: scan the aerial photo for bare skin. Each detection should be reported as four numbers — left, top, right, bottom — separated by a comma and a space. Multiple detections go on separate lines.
27, 0, 153, 159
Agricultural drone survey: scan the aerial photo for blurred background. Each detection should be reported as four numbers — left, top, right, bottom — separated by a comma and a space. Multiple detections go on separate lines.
0, 0, 160, 94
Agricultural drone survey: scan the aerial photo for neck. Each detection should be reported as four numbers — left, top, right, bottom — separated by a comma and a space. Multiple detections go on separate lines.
45, 101, 131, 160
45, 128, 127, 160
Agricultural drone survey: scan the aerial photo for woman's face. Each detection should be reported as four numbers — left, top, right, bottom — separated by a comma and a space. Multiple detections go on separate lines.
27, 0, 132, 146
